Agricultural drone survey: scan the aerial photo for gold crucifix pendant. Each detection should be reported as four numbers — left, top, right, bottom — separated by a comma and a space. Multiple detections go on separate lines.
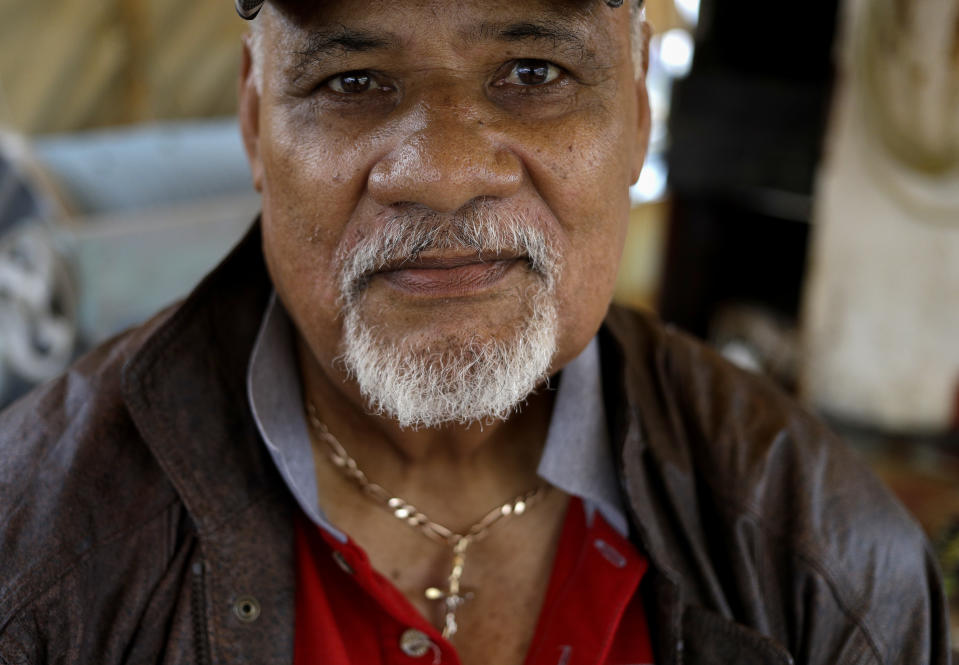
424, 586, 475, 638
424, 537, 475, 639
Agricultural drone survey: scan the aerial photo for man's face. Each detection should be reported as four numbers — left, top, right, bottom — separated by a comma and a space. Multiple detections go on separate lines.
240, 0, 649, 426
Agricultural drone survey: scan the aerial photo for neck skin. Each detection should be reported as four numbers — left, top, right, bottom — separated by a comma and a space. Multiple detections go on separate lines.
296, 335, 556, 531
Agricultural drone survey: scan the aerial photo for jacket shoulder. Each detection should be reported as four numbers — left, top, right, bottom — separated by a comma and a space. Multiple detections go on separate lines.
605, 304, 897, 520
603, 305, 948, 664
0, 307, 186, 628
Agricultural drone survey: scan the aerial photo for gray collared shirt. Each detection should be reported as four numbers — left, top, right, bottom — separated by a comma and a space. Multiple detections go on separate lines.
247, 293, 628, 541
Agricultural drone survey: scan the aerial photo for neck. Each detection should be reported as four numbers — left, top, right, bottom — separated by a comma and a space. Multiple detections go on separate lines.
297, 335, 555, 527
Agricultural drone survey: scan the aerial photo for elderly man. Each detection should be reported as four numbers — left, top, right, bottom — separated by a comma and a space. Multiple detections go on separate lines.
0, 0, 949, 663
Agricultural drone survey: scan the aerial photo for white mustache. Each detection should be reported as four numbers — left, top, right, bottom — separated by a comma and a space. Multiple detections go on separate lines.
337, 202, 558, 306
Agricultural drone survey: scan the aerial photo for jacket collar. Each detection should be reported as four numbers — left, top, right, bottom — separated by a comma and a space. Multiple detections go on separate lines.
600, 308, 686, 663
121, 221, 277, 535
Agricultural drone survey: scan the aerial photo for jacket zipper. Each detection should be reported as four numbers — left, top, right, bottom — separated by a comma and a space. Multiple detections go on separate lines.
191, 560, 213, 665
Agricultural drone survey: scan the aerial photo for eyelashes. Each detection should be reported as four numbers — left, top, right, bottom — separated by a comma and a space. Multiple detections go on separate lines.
318, 59, 567, 99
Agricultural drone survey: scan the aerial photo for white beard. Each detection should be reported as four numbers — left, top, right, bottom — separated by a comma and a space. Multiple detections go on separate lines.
336, 203, 559, 429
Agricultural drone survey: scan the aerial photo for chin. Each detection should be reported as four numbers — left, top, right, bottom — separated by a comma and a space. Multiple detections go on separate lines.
338, 288, 558, 429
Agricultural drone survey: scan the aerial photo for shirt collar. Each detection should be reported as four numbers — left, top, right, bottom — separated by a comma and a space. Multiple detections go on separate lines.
247, 293, 344, 538
247, 293, 628, 540
538, 335, 629, 536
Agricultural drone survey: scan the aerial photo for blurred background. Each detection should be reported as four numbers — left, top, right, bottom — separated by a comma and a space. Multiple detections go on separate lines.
0, 0, 958, 641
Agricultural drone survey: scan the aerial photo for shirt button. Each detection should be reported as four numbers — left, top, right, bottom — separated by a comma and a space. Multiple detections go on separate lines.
593, 538, 627, 568
399, 628, 435, 658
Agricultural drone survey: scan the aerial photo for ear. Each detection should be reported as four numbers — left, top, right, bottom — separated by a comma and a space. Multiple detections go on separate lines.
239, 35, 264, 192
629, 21, 653, 185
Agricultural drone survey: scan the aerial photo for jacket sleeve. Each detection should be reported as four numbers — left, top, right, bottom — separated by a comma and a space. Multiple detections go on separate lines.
780, 497, 950, 664
0, 356, 198, 665
0, 627, 32, 665
788, 452, 951, 664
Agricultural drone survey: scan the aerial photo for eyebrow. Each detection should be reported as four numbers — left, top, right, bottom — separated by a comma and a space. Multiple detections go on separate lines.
288, 26, 402, 84
463, 19, 594, 55
295, 26, 399, 61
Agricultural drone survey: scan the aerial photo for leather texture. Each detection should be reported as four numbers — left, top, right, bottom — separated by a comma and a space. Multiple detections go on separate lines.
0, 223, 950, 664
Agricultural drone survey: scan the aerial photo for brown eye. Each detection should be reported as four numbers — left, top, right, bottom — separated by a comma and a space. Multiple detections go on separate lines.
327, 71, 379, 94
505, 60, 560, 86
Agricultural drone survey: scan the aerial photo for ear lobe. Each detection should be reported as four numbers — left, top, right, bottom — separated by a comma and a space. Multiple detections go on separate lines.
238, 37, 264, 192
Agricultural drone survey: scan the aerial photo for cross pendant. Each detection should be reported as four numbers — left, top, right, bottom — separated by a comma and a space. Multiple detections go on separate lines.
425, 537, 474, 639
424, 586, 475, 638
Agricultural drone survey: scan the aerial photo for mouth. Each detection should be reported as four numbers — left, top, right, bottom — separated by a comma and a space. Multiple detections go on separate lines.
373, 251, 529, 298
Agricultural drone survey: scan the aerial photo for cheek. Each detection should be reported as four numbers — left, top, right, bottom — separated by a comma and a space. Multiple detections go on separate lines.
258, 105, 379, 335
537, 111, 633, 278
261, 107, 371, 237
549, 214, 629, 369
518, 110, 633, 361
516, 98, 635, 235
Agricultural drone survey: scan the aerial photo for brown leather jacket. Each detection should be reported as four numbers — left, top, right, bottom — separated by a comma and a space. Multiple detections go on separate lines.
0, 226, 950, 665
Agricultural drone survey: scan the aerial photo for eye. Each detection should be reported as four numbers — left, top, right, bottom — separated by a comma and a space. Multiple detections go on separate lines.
502, 60, 562, 87
325, 70, 391, 94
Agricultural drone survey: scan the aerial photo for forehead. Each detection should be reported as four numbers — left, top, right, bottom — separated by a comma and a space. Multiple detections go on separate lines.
262, 0, 617, 51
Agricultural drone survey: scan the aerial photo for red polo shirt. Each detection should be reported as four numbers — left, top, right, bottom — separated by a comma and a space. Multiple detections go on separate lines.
294, 497, 654, 665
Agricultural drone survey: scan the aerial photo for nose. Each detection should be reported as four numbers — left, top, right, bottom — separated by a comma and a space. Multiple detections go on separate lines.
368, 110, 523, 213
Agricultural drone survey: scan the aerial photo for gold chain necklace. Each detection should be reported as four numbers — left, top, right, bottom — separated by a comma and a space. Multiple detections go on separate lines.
306, 403, 550, 639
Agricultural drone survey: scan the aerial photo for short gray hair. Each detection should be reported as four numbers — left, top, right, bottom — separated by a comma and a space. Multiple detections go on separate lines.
246, 17, 265, 92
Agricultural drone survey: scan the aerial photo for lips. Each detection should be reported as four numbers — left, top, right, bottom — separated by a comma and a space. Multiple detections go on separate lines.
374, 252, 527, 297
